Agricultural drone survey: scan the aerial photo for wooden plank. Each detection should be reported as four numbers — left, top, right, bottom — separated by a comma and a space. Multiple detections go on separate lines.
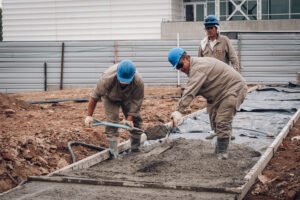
237, 108, 300, 200
27, 176, 239, 195
269, 109, 300, 153
237, 148, 274, 200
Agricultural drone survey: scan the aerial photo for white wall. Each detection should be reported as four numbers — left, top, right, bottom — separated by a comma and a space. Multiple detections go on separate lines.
3, 0, 183, 41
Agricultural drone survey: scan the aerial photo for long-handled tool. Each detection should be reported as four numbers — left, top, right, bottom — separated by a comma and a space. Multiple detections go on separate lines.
92, 118, 175, 141
92, 118, 143, 132
166, 119, 175, 139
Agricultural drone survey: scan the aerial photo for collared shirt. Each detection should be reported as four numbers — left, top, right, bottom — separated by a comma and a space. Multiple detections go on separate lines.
209, 39, 217, 50
175, 57, 246, 114
198, 34, 241, 73
90, 64, 144, 117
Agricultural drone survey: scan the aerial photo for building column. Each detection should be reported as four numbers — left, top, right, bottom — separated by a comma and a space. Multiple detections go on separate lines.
215, 0, 220, 19
257, 0, 262, 20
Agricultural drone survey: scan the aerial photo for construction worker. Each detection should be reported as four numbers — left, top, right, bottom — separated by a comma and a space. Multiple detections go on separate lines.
198, 15, 241, 73
84, 60, 144, 158
168, 48, 247, 160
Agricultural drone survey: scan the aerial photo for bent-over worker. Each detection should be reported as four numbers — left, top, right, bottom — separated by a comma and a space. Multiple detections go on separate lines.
85, 60, 144, 158
198, 15, 241, 73
168, 48, 247, 160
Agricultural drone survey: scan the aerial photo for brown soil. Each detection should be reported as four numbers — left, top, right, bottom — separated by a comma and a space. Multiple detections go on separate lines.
246, 119, 300, 200
1, 87, 299, 199
0, 87, 206, 193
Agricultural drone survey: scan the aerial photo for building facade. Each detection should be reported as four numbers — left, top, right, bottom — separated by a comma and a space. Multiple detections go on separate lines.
2, 0, 183, 41
2, 0, 300, 41
183, 0, 300, 22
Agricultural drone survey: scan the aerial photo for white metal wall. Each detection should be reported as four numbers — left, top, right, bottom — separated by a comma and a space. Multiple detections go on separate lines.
238, 33, 300, 84
2, 0, 183, 41
0, 33, 299, 93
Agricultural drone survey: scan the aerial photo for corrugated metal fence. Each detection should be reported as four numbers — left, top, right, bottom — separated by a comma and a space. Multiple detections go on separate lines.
0, 32, 299, 93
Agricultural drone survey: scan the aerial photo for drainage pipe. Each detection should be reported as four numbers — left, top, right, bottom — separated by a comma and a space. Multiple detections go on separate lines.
67, 141, 105, 163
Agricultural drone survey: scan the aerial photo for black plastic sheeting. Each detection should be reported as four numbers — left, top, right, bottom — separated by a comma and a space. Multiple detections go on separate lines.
168, 85, 300, 154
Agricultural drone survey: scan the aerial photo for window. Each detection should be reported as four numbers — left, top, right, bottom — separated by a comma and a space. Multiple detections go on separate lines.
269, 0, 289, 19
186, 4, 194, 21
184, 2, 206, 22
291, 0, 300, 19
219, 0, 257, 21
262, 0, 299, 19
207, 2, 215, 15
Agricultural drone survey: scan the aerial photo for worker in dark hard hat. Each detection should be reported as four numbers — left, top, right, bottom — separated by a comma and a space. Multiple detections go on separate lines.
85, 60, 144, 158
168, 48, 247, 160
198, 15, 240, 73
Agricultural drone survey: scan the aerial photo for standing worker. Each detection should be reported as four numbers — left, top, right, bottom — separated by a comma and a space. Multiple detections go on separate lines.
198, 15, 241, 73
84, 60, 144, 158
168, 48, 247, 160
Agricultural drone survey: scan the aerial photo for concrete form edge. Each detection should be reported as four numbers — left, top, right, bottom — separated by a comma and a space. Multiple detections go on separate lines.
237, 108, 300, 200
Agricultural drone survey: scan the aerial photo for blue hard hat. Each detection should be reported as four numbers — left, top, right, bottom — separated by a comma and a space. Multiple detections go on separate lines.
204, 15, 219, 27
117, 60, 136, 83
168, 48, 185, 68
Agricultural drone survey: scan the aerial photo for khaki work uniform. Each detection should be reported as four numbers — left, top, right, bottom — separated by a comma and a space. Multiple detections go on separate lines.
90, 64, 144, 140
176, 57, 247, 139
198, 34, 241, 73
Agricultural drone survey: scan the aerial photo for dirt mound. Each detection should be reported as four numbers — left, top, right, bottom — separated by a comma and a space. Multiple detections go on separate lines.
0, 93, 36, 113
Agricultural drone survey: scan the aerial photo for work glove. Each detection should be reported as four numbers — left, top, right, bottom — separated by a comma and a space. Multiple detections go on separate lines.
170, 111, 183, 126
84, 116, 94, 127
121, 119, 134, 130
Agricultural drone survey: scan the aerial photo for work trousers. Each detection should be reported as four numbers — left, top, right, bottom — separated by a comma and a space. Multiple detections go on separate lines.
209, 86, 247, 139
103, 97, 143, 141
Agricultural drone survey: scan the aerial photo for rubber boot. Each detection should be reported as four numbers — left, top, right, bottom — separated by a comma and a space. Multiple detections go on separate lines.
206, 134, 235, 140
215, 137, 230, 160
130, 136, 141, 152
108, 139, 119, 158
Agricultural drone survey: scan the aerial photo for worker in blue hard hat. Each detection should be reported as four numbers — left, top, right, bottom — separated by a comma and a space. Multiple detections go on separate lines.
168, 47, 247, 160
85, 59, 144, 158
198, 15, 241, 73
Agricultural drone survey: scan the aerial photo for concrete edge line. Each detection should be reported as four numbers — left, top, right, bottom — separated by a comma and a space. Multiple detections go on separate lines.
237, 108, 300, 200
27, 176, 240, 195
0, 84, 262, 196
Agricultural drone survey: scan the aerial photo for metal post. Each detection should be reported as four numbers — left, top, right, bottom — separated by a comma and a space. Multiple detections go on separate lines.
60, 42, 65, 90
114, 41, 118, 64
238, 38, 241, 67
44, 61, 47, 91
177, 33, 180, 87
296, 72, 300, 85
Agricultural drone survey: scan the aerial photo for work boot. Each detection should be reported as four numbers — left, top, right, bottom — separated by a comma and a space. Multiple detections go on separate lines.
206, 134, 235, 140
108, 139, 119, 158
130, 137, 141, 152
215, 137, 230, 160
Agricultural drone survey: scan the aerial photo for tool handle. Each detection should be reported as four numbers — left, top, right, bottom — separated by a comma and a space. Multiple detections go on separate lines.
92, 118, 144, 132
92, 118, 130, 129
170, 119, 175, 128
